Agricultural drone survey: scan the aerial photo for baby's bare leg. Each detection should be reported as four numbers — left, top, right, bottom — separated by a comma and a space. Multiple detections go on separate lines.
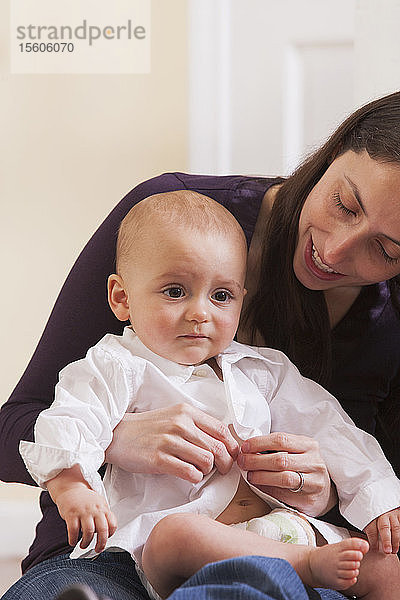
141, 513, 368, 599
345, 546, 400, 600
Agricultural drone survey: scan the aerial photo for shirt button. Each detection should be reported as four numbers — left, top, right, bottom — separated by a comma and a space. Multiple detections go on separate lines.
194, 369, 208, 377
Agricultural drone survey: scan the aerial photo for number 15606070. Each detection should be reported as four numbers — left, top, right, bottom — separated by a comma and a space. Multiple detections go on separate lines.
19, 42, 74, 52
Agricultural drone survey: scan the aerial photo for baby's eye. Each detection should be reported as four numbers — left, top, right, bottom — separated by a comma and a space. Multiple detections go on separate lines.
163, 287, 185, 298
211, 290, 232, 303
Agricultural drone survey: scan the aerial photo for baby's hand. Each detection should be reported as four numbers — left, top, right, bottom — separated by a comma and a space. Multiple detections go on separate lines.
56, 486, 117, 553
364, 508, 400, 554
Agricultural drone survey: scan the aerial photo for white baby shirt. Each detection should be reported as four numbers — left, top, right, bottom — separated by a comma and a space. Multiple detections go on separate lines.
20, 327, 400, 565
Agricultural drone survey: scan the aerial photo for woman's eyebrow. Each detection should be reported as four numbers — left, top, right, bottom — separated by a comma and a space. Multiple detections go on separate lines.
345, 175, 400, 247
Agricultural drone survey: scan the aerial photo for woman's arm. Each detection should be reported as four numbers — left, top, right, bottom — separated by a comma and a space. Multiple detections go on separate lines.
246, 348, 400, 530
0, 173, 187, 485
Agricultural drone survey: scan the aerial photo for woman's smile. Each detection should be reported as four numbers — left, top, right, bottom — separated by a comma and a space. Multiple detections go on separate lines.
304, 237, 345, 282
311, 243, 338, 274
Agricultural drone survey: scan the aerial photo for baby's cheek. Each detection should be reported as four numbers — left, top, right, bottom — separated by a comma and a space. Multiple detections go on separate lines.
218, 314, 240, 339
149, 309, 175, 330
137, 312, 172, 344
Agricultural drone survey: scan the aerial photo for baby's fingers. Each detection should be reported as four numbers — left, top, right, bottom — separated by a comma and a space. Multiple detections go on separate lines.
364, 520, 379, 551
92, 510, 117, 553
93, 510, 117, 553
66, 516, 80, 547
79, 515, 95, 549
108, 509, 118, 538
377, 514, 392, 554
389, 512, 400, 554
94, 513, 110, 553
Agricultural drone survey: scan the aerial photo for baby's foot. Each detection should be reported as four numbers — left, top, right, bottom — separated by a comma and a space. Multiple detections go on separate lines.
307, 538, 369, 590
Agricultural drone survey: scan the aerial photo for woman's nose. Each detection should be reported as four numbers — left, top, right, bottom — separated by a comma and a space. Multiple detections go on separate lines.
323, 229, 362, 266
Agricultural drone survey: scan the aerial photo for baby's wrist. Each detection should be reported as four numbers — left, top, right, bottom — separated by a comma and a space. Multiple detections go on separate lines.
46, 465, 90, 502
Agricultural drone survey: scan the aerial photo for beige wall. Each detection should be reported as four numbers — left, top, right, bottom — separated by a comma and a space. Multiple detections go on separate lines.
0, 0, 188, 506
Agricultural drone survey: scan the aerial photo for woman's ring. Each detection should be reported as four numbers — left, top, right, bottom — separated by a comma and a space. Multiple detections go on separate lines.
290, 471, 305, 493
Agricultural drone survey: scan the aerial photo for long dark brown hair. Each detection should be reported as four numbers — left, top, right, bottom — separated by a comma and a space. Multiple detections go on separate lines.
245, 91, 400, 387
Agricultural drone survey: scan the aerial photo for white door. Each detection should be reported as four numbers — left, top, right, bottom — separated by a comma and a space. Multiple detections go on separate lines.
189, 0, 355, 176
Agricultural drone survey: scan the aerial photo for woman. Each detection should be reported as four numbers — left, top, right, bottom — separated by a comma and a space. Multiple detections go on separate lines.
2, 92, 400, 600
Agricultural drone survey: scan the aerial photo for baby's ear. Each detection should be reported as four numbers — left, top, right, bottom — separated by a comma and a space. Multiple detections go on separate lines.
108, 274, 130, 321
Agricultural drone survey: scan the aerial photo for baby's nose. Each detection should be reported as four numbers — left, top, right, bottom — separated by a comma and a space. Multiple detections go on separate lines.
185, 299, 209, 322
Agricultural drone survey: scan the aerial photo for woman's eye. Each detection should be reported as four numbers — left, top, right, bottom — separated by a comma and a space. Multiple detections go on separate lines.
377, 242, 400, 266
163, 287, 184, 298
333, 192, 356, 217
212, 290, 231, 303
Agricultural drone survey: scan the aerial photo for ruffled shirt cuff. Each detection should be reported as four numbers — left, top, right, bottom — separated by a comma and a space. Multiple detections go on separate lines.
340, 474, 400, 530
19, 440, 106, 497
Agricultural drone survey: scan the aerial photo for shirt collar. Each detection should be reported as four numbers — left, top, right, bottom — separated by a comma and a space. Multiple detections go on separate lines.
122, 327, 196, 382
215, 340, 282, 368
122, 327, 279, 381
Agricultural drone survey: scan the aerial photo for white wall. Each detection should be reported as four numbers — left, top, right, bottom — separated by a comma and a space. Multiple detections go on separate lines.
188, 0, 400, 178
354, 0, 400, 104
189, 0, 356, 176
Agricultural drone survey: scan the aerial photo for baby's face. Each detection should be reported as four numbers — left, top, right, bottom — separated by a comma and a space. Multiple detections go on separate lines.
122, 226, 247, 365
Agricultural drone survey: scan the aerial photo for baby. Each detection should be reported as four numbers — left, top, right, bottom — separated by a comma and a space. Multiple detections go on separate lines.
20, 191, 400, 599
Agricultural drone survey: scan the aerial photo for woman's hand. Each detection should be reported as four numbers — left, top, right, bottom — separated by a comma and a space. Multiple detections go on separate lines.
105, 404, 239, 484
237, 432, 337, 517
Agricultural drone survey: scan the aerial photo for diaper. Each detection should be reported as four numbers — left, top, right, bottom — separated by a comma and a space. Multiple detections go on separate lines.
232, 508, 317, 546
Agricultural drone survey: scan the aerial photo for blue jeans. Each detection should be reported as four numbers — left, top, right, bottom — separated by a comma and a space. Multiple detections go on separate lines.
1, 552, 150, 600
1, 553, 347, 600
170, 556, 347, 600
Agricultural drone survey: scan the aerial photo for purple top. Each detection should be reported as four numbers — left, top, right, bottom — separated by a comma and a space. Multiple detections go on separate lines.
1, 172, 399, 571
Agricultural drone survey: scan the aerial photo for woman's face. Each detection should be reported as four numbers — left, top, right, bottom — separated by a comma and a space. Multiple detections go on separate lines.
293, 150, 400, 290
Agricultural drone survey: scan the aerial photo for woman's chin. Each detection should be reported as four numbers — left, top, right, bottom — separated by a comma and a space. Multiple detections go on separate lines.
295, 271, 339, 291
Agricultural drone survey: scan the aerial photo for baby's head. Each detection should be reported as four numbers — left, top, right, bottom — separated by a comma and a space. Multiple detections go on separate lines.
108, 190, 247, 365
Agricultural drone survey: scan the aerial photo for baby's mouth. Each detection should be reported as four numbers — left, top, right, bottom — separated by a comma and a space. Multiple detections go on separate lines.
179, 334, 208, 338
311, 243, 340, 274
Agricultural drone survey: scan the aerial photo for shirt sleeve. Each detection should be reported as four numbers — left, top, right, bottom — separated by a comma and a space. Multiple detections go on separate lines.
19, 343, 134, 496
0, 173, 187, 486
256, 347, 400, 531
